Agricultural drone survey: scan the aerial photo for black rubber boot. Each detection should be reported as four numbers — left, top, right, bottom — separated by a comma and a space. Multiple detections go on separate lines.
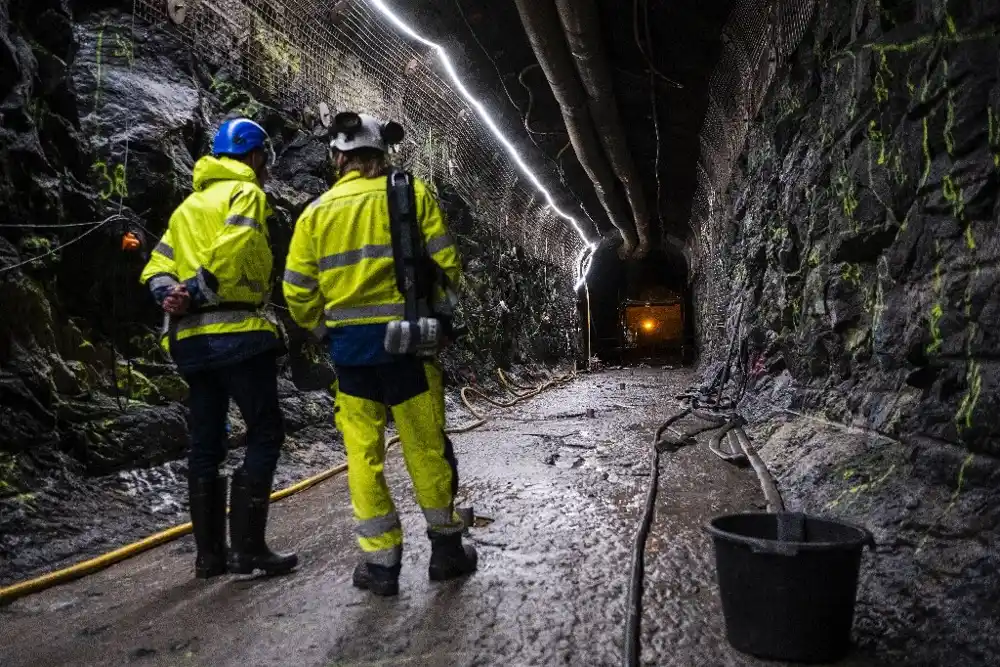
352, 560, 401, 597
427, 531, 478, 582
188, 474, 228, 579
227, 469, 298, 575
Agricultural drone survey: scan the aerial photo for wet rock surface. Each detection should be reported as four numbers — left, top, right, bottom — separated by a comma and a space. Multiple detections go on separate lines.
699, 0, 1000, 453
3, 369, 982, 666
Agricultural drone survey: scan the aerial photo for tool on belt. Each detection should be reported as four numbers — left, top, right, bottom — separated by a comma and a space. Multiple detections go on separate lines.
383, 168, 462, 357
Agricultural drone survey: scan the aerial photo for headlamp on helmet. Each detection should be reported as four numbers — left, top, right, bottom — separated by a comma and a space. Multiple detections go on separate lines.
330, 112, 405, 154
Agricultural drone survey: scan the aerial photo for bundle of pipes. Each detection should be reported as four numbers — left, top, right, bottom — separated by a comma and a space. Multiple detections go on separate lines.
514, 0, 651, 259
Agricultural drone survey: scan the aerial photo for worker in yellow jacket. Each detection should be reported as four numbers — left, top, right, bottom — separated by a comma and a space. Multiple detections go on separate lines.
140, 118, 296, 579
283, 112, 476, 596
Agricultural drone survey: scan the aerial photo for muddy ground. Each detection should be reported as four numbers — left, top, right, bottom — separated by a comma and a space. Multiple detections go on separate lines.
1, 369, 996, 666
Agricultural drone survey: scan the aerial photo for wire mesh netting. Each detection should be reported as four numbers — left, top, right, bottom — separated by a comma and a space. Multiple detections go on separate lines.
690, 0, 817, 356
133, 0, 587, 276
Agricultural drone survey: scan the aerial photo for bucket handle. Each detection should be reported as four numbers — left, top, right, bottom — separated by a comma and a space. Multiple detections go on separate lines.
748, 539, 799, 557
747, 525, 876, 557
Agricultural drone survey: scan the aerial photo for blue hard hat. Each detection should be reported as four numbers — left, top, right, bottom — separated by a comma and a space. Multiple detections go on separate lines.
212, 118, 269, 156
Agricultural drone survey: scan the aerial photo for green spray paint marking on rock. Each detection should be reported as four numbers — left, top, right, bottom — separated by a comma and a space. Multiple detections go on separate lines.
91, 160, 128, 200
841, 263, 863, 287
834, 165, 860, 231
916, 453, 976, 554
113, 33, 134, 66
926, 242, 945, 356
874, 51, 893, 105
942, 173, 975, 249
943, 60, 956, 157
94, 23, 105, 105
868, 120, 887, 166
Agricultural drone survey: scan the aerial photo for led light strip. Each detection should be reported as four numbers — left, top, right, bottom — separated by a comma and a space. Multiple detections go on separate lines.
366, 0, 598, 289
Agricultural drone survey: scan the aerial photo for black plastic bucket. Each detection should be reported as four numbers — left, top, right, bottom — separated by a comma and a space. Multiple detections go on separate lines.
706, 512, 875, 663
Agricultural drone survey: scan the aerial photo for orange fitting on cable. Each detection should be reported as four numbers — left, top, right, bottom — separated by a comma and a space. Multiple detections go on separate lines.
121, 231, 141, 251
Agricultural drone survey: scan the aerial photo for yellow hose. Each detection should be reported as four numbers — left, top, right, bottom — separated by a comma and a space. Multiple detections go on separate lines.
0, 367, 574, 605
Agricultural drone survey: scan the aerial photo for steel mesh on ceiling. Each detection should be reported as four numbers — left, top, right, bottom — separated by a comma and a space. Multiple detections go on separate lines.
133, 0, 586, 275
690, 0, 817, 355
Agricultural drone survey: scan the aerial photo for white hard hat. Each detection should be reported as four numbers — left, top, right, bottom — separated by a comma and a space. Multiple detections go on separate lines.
330, 112, 404, 153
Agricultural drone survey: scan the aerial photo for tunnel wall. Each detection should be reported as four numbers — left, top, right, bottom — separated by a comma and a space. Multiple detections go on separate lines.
687, 3, 1000, 658
692, 0, 1000, 456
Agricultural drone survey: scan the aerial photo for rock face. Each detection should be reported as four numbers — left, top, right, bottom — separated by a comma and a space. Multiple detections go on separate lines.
0, 2, 577, 566
696, 1, 1000, 661
702, 0, 1000, 455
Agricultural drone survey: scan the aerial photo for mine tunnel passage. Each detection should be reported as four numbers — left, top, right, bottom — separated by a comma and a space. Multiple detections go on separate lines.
583, 244, 694, 365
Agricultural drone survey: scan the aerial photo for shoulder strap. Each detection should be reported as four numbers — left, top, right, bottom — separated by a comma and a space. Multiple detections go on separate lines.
387, 168, 431, 320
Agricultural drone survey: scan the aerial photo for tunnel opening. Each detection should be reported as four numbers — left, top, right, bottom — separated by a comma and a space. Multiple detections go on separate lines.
582, 244, 694, 366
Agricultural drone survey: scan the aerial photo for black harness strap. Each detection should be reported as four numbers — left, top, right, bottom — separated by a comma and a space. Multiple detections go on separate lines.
387, 168, 432, 321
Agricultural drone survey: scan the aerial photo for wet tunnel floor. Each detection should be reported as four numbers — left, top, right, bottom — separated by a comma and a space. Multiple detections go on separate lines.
0, 370, 854, 666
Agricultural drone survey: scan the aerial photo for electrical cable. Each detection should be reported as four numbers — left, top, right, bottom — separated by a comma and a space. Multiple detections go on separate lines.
733, 426, 784, 512
109, 2, 140, 411
707, 418, 746, 463
517, 64, 566, 137
0, 215, 125, 276
0, 221, 109, 228
644, 0, 666, 231
452, 0, 523, 117
632, 0, 683, 89
623, 407, 692, 667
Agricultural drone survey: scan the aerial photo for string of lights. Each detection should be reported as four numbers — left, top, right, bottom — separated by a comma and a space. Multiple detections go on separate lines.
138, 0, 596, 289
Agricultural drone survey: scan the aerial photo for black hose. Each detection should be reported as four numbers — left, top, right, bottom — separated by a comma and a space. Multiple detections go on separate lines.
623, 407, 691, 667
707, 419, 745, 463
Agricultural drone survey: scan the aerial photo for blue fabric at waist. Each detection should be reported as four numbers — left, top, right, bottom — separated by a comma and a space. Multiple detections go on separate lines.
328, 323, 393, 366
173, 330, 280, 375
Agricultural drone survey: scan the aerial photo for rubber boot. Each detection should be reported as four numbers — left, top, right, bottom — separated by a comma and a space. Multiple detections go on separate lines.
352, 560, 401, 597
188, 474, 228, 579
427, 531, 478, 581
227, 468, 298, 575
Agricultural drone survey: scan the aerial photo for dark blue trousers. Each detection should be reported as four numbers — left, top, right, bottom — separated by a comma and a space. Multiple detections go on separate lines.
183, 351, 285, 479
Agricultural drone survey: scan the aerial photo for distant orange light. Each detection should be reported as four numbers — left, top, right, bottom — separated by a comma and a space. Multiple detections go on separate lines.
642, 319, 656, 332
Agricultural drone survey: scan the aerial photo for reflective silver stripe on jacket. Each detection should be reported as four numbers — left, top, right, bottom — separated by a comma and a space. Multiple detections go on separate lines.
356, 512, 402, 538
426, 234, 455, 255
324, 303, 405, 322
423, 507, 462, 533
306, 191, 384, 215
154, 242, 174, 260
225, 214, 262, 231
363, 545, 402, 567
174, 309, 260, 333
148, 274, 180, 291
283, 269, 318, 290
318, 244, 394, 271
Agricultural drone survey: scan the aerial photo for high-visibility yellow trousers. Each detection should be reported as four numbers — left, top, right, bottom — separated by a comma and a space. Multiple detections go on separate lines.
334, 358, 464, 567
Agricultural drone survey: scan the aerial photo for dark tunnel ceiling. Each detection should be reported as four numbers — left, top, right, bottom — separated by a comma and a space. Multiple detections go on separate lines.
385, 0, 737, 255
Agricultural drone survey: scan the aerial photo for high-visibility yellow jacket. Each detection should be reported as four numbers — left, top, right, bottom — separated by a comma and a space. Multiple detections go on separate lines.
283, 171, 462, 339
140, 156, 277, 344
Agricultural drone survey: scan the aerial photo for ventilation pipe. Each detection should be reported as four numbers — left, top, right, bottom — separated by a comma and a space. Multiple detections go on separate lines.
554, 0, 652, 259
513, 0, 638, 257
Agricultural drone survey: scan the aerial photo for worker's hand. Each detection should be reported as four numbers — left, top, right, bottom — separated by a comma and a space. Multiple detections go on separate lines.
162, 285, 191, 315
